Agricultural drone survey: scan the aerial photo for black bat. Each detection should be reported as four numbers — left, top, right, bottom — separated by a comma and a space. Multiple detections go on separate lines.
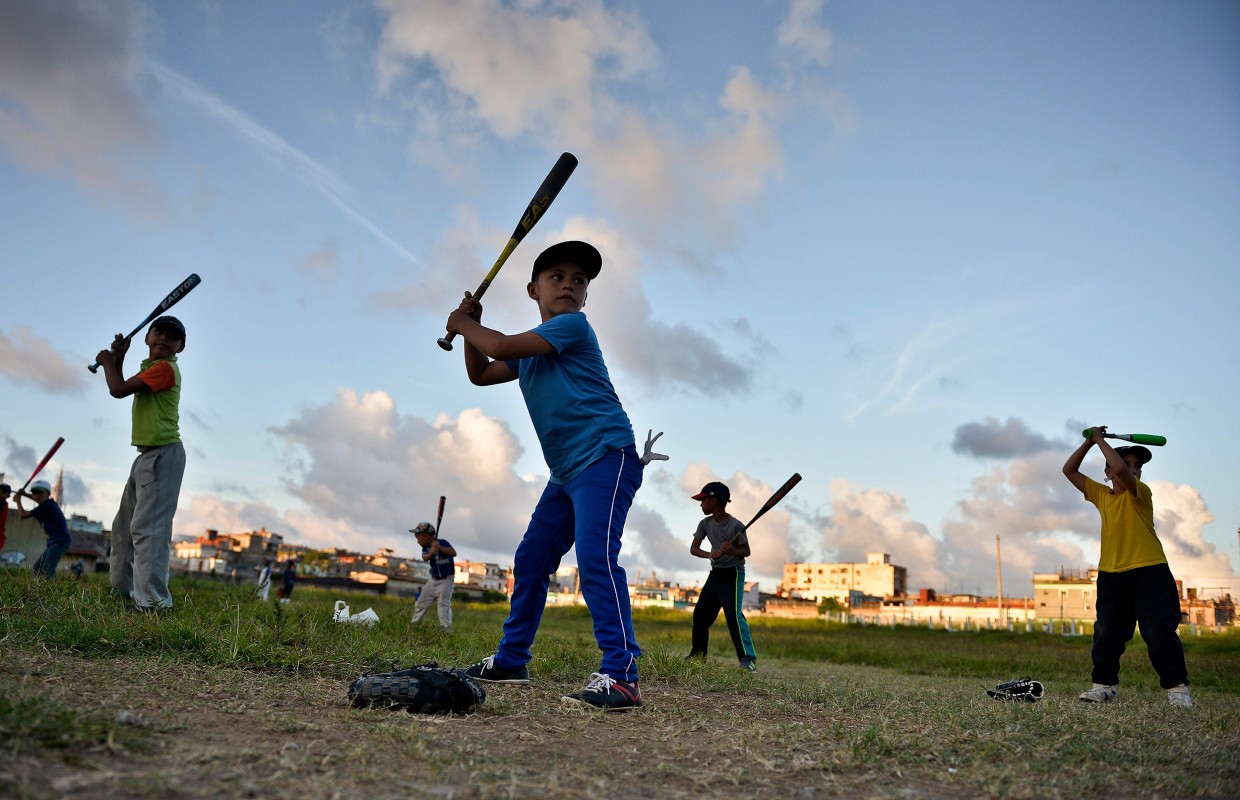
435, 495, 446, 536
89, 274, 202, 372
726, 473, 802, 545
438, 152, 578, 351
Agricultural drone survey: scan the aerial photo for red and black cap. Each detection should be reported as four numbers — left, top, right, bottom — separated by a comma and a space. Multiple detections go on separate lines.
691, 481, 730, 503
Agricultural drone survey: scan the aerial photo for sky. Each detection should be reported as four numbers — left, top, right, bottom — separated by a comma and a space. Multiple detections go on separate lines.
1, 0, 1238, 600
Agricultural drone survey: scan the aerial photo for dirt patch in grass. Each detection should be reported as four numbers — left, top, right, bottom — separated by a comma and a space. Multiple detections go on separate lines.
3, 649, 965, 800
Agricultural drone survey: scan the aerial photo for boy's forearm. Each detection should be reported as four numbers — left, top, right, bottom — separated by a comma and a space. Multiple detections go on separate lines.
1062, 439, 1092, 475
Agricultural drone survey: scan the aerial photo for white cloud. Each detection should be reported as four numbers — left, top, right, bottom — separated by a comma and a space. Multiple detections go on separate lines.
0, 326, 90, 395
266, 388, 542, 562
778, 0, 835, 66
371, 0, 815, 256
1149, 480, 1235, 599
820, 478, 948, 592
0, 0, 165, 210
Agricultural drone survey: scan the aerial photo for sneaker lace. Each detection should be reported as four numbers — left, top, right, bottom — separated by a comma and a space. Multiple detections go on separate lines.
583, 672, 616, 693
479, 655, 496, 670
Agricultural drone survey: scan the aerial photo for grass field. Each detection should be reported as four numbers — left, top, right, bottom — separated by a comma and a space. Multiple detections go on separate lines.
2, 572, 1238, 799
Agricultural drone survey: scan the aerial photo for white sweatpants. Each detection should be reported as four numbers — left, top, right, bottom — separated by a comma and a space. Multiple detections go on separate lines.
411, 576, 454, 630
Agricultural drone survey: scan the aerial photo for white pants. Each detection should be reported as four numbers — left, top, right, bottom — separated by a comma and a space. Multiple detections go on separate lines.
110, 442, 186, 609
412, 576, 454, 629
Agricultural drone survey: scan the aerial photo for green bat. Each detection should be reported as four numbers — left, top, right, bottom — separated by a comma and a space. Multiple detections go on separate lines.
1082, 429, 1167, 447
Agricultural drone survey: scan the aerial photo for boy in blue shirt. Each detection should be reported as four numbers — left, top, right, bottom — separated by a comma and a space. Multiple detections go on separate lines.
446, 240, 660, 711
411, 521, 457, 632
16, 479, 70, 578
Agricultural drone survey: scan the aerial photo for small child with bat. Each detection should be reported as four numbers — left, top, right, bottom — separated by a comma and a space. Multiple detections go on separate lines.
15, 479, 70, 578
446, 240, 665, 711
94, 315, 188, 612
685, 481, 758, 671
1062, 426, 1192, 707
410, 521, 457, 632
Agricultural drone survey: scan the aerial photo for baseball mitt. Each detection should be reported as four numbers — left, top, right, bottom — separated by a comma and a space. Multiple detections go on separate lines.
349, 661, 486, 714
986, 677, 1045, 702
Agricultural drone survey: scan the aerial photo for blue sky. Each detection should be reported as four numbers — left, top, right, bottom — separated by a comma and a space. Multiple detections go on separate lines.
2, 0, 1237, 599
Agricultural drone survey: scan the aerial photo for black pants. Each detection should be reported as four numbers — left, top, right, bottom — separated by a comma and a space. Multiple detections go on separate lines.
1091, 563, 1188, 689
690, 567, 756, 660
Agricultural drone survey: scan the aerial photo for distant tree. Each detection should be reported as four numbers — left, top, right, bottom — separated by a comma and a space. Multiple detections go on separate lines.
818, 596, 846, 614
299, 549, 332, 574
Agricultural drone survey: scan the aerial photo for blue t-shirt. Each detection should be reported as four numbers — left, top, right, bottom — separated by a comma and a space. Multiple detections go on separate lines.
32, 500, 71, 546
506, 312, 634, 483
423, 538, 455, 580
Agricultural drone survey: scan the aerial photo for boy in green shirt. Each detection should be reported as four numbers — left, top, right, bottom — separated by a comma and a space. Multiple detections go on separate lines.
95, 315, 188, 612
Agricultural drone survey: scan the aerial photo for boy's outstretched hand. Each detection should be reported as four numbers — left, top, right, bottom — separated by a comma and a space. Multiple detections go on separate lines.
640, 430, 668, 466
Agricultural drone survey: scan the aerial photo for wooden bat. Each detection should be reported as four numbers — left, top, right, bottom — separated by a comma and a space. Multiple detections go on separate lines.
19, 437, 65, 493
435, 495, 446, 536
726, 473, 802, 545
1082, 429, 1167, 447
89, 273, 202, 372
438, 152, 578, 351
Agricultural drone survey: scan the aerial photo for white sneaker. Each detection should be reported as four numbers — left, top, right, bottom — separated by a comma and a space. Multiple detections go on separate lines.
1078, 684, 1117, 703
1167, 685, 1193, 708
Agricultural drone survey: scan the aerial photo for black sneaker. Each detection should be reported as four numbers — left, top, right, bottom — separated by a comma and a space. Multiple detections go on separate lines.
464, 655, 530, 684
562, 673, 643, 711
739, 656, 757, 672
683, 651, 705, 661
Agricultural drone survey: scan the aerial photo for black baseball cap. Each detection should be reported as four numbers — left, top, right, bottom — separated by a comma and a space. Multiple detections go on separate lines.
1114, 445, 1153, 466
150, 315, 186, 339
692, 481, 730, 503
531, 241, 601, 281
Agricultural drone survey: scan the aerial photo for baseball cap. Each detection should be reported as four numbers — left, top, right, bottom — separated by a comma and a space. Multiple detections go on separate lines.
0, 483, 11, 494
1114, 445, 1153, 466
691, 481, 730, 503
29, 479, 52, 494
149, 315, 186, 339
531, 241, 601, 281
410, 522, 436, 536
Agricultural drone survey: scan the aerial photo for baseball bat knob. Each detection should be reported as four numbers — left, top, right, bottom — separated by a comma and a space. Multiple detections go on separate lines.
437, 335, 455, 351
88, 363, 100, 373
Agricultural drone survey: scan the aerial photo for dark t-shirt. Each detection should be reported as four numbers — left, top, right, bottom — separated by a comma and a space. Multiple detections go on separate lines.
32, 500, 71, 546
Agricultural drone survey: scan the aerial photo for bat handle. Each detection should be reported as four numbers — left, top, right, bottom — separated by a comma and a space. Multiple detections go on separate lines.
88, 363, 101, 373
437, 333, 456, 351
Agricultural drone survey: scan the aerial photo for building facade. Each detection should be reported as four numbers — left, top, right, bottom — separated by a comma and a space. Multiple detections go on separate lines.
783, 552, 908, 603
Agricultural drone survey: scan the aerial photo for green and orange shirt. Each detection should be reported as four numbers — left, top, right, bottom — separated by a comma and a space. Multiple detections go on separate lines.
132, 356, 181, 447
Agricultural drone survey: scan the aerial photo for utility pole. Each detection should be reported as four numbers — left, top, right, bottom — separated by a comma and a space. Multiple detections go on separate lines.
996, 534, 1004, 626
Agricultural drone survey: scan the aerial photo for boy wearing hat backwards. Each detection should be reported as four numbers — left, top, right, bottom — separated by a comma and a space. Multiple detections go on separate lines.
446, 240, 657, 711
95, 315, 188, 612
686, 481, 758, 671
1062, 426, 1192, 707
411, 521, 457, 632
15, 479, 70, 577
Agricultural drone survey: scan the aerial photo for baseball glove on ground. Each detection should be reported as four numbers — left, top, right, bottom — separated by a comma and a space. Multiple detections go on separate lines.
986, 677, 1045, 702
349, 661, 486, 714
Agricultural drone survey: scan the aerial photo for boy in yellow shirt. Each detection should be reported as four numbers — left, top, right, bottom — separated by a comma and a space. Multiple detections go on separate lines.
1062, 426, 1191, 707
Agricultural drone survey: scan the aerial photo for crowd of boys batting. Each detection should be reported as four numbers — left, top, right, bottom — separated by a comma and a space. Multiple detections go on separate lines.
12, 153, 1192, 711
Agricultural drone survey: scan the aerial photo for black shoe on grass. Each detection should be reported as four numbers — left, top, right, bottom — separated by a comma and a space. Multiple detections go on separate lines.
464, 655, 530, 684
562, 673, 642, 711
